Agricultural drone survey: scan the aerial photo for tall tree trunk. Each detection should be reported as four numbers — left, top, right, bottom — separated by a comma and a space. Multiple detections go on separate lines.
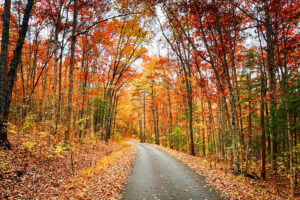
0, 0, 12, 149
200, 95, 206, 157
217, 96, 225, 160
105, 90, 115, 143
232, 54, 244, 168
264, 2, 277, 171
27, 33, 39, 111
79, 53, 88, 139
167, 85, 173, 147
41, 43, 51, 127
150, 81, 159, 145
284, 63, 294, 199
188, 83, 195, 155
58, 45, 63, 124
245, 74, 252, 174
155, 107, 160, 145
287, 104, 295, 200
0, 0, 34, 149
52, 26, 60, 134
66, 0, 78, 143
143, 92, 146, 143
207, 96, 217, 159
260, 64, 266, 179
58, 13, 68, 125
138, 110, 143, 142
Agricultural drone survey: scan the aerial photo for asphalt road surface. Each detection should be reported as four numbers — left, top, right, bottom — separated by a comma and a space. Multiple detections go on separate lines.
122, 142, 224, 200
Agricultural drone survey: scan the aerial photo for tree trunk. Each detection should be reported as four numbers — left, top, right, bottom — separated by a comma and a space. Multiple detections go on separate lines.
264, 2, 277, 171
52, 25, 60, 134
167, 86, 173, 130
0, 0, 12, 149
143, 92, 146, 143
260, 64, 266, 179
156, 107, 159, 145
138, 110, 143, 142
200, 95, 206, 157
245, 74, 252, 174
188, 84, 195, 156
58, 44, 64, 124
217, 96, 225, 160
0, 0, 34, 149
66, 0, 78, 143
288, 106, 295, 200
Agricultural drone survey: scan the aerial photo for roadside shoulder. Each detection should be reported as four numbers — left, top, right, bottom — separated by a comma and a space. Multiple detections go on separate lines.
60, 143, 137, 199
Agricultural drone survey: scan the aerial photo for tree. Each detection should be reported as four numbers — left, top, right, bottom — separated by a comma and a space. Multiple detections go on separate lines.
0, 0, 34, 149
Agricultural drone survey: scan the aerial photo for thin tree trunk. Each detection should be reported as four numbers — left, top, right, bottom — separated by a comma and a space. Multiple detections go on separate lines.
287, 105, 295, 200
66, 0, 78, 143
138, 110, 143, 142
156, 106, 160, 145
260, 63, 266, 179
245, 74, 252, 174
167, 86, 173, 130
188, 89, 195, 155
200, 95, 206, 157
167, 85, 173, 148
143, 92, 146, 143
207, 96, 217, 159
58, 45, 63, 124
217, 96, 225, 160
52, 26, 60, 134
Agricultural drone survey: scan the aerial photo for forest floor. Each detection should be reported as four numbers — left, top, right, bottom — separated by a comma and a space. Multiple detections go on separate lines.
0, 131, 136, 199
122, 142, 224, 200
153, 144, 294, 200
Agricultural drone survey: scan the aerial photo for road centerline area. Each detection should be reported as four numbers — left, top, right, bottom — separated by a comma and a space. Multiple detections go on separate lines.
122, 142, 224, 200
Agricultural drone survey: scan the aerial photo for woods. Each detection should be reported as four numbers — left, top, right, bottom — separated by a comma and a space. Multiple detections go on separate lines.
0, 0, 299, 199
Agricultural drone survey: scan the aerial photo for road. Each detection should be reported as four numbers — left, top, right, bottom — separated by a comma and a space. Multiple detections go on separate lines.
122, 142, 224, 200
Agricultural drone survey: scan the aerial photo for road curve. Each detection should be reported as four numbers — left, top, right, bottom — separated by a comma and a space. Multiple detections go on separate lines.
122, 142, 224, 200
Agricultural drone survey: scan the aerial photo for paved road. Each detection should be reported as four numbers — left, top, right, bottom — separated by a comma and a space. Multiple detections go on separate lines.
122, 142, 224, 200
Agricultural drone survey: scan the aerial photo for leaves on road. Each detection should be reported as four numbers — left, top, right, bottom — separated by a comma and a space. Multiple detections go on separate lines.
154, 145, 284, 200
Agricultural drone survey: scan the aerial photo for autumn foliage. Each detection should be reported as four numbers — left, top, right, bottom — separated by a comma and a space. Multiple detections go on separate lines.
0, 0, 299, 199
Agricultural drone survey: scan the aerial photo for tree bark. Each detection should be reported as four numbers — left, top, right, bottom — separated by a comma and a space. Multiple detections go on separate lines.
0, 0, 34, 149
0, 0, 12, 149
66, 0, 78, 143
52, 26, 60, 134
143, 92, 146, 143
260, 64, 266, 179
138, 110, 143, 142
